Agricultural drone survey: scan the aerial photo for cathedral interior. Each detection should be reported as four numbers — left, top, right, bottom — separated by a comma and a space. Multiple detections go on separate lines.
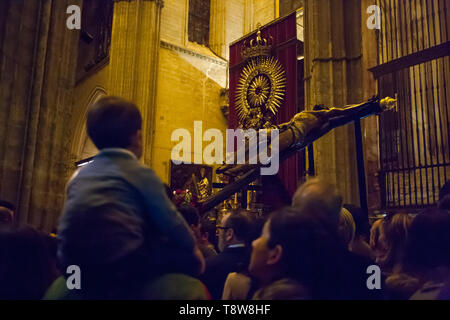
0, 0, 449, 233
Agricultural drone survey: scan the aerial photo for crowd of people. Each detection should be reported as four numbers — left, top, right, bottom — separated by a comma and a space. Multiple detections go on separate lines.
0, 96, 449, 300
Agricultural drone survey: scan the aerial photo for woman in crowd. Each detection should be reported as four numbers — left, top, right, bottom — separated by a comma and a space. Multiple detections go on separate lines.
338, 207, 356, 250
405, 209, 450, 300
370, 218, 386, 264
378, 213, 420, 299
343, 204, 375, 261
248, 207, 346, 300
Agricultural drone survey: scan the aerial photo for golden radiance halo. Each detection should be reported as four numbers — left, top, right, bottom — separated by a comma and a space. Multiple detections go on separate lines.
235, 56, 286, 128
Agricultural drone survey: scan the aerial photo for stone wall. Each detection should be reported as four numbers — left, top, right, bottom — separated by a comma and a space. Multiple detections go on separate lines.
0, 0, 81, 231
360, 0, 381, 212
0, 0, 295, 231
153, 0, 276, 183
304, 0, 377, 207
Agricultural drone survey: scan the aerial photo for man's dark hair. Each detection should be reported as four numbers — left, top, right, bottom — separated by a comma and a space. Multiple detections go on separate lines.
200, 218, 217, 247
0, 200, 15, 211
87, 96, 142, 149
224, 212, 251, 242
0, 201, 14, 225
200, 218, 215, 236
404, 209, 450, 273
178, 205, 200, 226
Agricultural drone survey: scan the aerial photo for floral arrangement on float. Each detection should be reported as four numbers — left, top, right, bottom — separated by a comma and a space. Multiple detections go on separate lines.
172, 189, 199, 208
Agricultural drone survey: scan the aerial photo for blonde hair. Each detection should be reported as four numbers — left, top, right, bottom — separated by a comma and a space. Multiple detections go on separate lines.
381, 213, 414, 269
338, 207, 356, 248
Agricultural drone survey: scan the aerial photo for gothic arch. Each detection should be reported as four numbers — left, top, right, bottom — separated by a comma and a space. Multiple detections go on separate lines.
71, 86, 107, 161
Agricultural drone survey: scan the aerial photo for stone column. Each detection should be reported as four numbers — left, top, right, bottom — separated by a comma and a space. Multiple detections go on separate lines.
108, 0, 164, 166
361, 0, 381, 211
0, 0, 81, 231
243, 0, 254, 34
209, 0, 226, 57
304, 0, 364, 204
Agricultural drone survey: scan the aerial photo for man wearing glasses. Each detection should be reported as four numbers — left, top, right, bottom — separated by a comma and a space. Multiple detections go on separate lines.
201, 212, 251, 299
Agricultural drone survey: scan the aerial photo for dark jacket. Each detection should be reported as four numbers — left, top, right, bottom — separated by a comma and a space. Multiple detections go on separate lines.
201, 245, 250, 299
339, 251, 384, 300
253, 278, 310, 300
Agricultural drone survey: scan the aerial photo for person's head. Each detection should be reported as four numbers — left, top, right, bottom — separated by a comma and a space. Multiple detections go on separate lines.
438, 180, 450, 210
87, 96, 143, 158
404, 209, 450, 275
0, 226, 59, 299
178, 205, 201, 241
292, 178, 342, 228
343, 204, 370, 240
379, 213, 414, 269
370, 218, 388, 264
370, 219, 384, 249
338, 207, 356, 249
200, 218, 217, 248
249, 207, 343, 299
0, 200, 14, 225
217, 212, 251, 252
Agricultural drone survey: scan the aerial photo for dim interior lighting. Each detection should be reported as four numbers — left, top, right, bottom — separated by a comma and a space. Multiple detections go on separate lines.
297, 55, 304, 60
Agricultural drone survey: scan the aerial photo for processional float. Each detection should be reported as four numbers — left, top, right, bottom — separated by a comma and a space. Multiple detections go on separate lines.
199, 12, 396, 214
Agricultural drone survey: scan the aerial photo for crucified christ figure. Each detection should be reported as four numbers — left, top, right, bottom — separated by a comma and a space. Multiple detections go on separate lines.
200, 96, 396, 212
217, 96, 396, 177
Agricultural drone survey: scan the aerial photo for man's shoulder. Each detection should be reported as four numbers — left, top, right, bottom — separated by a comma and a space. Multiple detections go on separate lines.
205, 252, 225, 268
79, 152, 159, 184
223, 246, 250, 259
95, 151, 142, 169
206, 247, 249, 270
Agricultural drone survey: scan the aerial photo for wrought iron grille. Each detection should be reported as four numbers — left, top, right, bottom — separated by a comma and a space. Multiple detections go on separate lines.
373, 0, 449, 209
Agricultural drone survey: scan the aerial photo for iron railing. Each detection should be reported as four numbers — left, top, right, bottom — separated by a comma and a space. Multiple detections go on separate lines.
371, 0, 449, 209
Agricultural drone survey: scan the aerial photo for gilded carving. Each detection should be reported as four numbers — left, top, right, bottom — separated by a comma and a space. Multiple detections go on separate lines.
235, 24, 286, 129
